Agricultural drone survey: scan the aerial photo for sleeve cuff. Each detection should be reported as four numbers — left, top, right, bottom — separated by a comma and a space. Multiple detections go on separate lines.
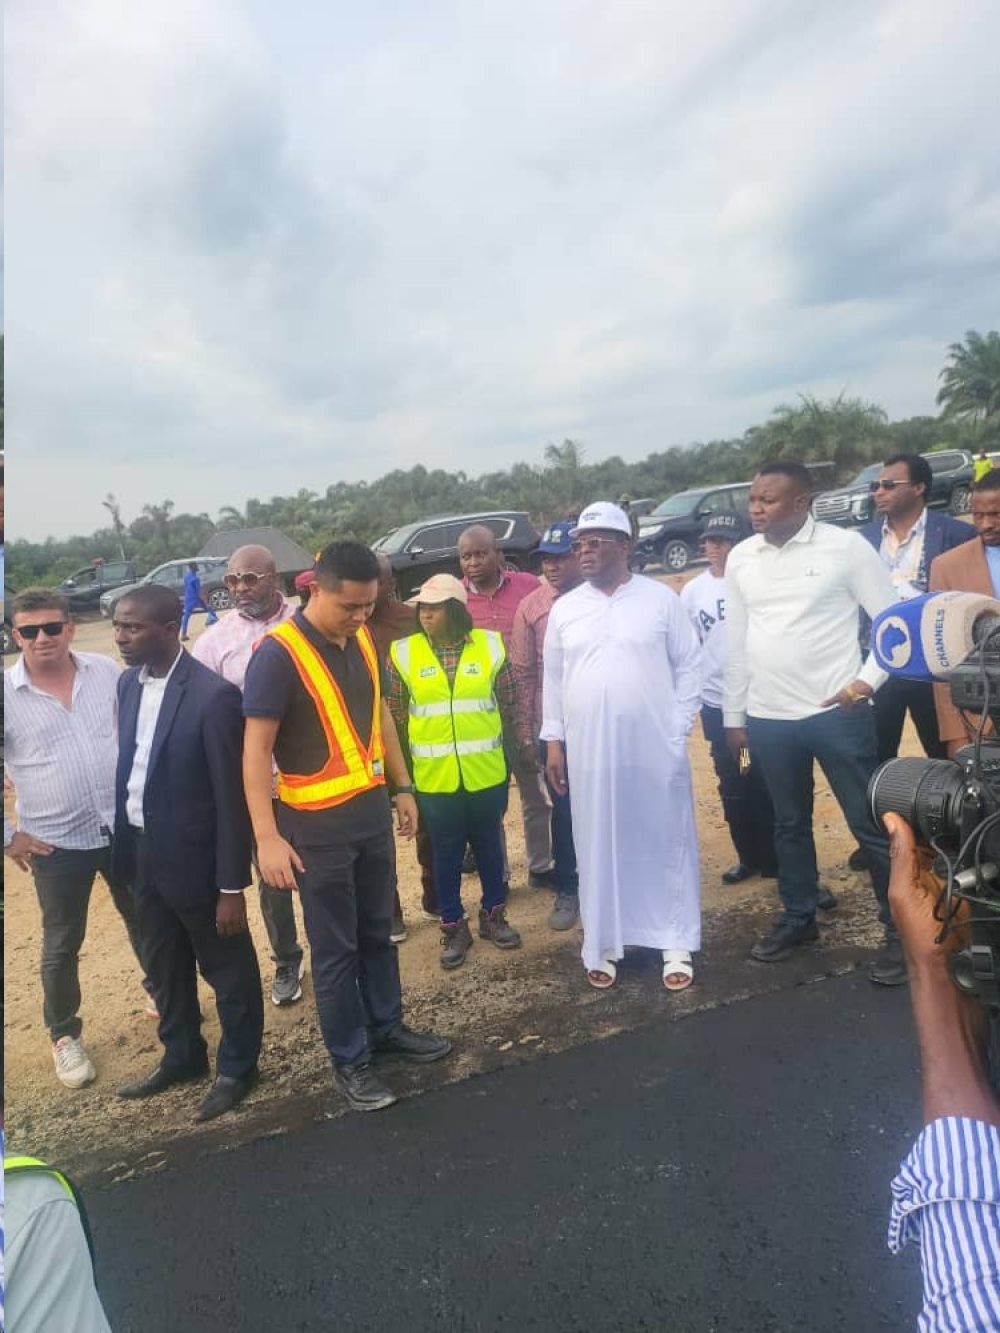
888, 1116, 1000, 1254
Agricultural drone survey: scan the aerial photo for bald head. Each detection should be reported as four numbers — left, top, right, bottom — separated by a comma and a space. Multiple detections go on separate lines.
458, 524, 501, 592
226, 543, 281, 620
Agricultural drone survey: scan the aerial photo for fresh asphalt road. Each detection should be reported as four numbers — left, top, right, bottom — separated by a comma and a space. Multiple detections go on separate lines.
89, 971, 923, 1333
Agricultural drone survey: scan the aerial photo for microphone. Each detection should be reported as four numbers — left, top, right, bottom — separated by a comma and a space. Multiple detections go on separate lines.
871, 591, 1000, 681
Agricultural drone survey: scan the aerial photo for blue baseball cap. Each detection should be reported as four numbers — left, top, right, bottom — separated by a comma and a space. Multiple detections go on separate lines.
537, 520, 575, 555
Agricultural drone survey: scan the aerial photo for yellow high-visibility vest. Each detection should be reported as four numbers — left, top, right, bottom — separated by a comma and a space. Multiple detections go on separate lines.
265, 620, 386, 810
390, 630, 507, 793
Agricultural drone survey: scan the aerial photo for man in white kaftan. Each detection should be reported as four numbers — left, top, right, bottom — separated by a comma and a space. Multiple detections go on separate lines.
541, 502, 702, 984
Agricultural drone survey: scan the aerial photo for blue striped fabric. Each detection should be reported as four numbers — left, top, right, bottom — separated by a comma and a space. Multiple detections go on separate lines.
889, 1116, 1000, 1331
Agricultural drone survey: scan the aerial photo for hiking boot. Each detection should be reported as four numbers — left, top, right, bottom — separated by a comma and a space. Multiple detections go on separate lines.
333, 1062, 398, 1113
869, 937, 907, 987
390, 914, 408, 944
750, 918, 819, 962
440, 918, 474, 970
271, 959, 305, 1006
478, 904, 522, 950
52, 1036, 97, 1089
548, 894, 580, 931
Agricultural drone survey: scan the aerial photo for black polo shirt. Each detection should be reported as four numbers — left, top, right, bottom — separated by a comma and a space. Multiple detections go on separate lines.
243, 611, 391, 844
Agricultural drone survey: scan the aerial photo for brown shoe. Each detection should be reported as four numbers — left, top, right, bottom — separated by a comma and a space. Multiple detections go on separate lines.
440, 918, 473, 970
478, 904, 522, 950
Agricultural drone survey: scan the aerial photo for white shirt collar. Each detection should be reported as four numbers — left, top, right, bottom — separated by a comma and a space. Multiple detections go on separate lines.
138, 646, 185, 686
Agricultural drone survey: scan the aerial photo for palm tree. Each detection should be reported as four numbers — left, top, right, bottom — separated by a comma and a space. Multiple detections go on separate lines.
937, 330, 1000, 439
102, 493, 128, 560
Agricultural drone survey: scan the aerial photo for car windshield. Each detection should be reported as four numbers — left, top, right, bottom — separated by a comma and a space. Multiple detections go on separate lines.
372, 526, 418, 554
648, 491, 706, 520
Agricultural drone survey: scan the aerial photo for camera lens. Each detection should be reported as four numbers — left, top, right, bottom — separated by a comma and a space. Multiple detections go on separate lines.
868, 757, 967, 847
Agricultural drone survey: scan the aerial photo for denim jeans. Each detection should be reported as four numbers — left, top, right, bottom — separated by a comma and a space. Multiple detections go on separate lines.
539, 741, 578, 896
748, 706, 891, 927
701, 705, 777, 875
418, 783, 509, 923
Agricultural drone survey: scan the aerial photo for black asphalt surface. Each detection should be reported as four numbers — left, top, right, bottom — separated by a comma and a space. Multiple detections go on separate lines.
88, 971, 923, 1332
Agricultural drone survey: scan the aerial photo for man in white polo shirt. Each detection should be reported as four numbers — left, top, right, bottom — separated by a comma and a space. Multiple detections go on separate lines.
723, 461, 904, 983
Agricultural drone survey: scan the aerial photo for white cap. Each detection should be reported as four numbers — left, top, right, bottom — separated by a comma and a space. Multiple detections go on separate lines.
571, 501, 632, 537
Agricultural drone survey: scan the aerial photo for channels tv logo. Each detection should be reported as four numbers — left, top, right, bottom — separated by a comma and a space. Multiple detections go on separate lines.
876, 615, 911, 669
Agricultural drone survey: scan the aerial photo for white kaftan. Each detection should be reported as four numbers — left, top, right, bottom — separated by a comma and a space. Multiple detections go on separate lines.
541, 576, 702, 971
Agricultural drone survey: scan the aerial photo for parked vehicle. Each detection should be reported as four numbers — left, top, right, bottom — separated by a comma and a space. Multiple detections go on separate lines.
56, 559, 138, 612
632, 483, 752, 573
372, 511, 541, 599
811, 449, 975, 527
100, 558, 232, 618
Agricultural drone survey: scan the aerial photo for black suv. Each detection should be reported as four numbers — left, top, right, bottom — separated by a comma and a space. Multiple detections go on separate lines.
811, 450, 975, 527
372, 511, 541, 599
632, 483, 752, 572
100, 558, 232, 618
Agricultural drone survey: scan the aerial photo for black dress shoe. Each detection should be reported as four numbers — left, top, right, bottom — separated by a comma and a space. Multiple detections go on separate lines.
117, 1061, 209, 1100
722, 864, 756, 884
371, 1024, 453, 1064
750, 918, 819, 962
869, 938, 908, 987
194, 1070, 259, 1123
333, 1062, 398, 1112
847, 846, 869, 872
816, 884, 838, 911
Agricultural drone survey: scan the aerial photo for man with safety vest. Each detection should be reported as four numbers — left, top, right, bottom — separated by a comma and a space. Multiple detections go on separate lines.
242, 540, 452, 1114
386, 573, 522, 969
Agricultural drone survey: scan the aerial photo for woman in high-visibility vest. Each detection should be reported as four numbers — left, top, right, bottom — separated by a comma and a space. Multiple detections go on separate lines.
387, 574, 523, 970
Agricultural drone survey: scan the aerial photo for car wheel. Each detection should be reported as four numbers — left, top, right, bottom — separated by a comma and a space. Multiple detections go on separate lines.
949, 485, 971, 516
208, 587, 231, 612
662, 540, 691, 572
2, 622, 14, 656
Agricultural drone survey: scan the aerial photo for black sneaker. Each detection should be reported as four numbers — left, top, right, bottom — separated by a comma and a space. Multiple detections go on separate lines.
869, 937, 907, 987
333, 1062, 398, 1113
440, 918, 474, 970
478, 904, 522, 950
271, 959, 305, 1007
371, 1024, 452, 1063
389, 914, 408, 944
750, 918, 819, 962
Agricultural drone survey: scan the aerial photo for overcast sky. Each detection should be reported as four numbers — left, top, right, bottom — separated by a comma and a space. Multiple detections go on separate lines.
7, 0, 1000, 542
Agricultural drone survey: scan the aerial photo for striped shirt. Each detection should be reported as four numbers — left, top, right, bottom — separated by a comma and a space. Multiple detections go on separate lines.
889, 1116, 1000, 1331
191, 598, 297, 689
3, 651, 121, 849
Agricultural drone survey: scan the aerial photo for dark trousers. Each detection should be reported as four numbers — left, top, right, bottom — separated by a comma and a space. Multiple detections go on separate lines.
258, 879, 303, 964
392, 824, 438, 919
748, 707, 891, 928
32, 845, 148, 1041
873, 674, 947, 763
293, 827, 403, 1068
540, 741, 578, 896
418, 783, 509, 923
132, 833, 263, 1079
700, 705, 778, 875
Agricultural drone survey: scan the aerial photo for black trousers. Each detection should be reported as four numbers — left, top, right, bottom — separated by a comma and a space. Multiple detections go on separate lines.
872, 674, 947, 764
32, 845, 148, 1041
700, 705, 778, 875
131, 833, 263, 1079
292, 827, 403, 1068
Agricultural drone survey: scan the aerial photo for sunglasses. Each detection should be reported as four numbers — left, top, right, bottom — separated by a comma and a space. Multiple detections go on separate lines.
869, 479, 913, 492
222, 570, 270, 590
569, 536, 622, 554
16, 621, 69, 640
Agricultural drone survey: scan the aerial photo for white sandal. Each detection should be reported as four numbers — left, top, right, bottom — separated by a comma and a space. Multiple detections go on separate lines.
662, 950, 694, 991
587, 956, 617, 989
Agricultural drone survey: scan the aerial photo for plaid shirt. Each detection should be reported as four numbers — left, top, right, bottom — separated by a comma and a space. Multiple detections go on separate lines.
385, 635, 519, 765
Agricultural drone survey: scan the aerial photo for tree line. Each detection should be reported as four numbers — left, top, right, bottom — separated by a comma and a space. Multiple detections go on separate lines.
6, 330, 999, 591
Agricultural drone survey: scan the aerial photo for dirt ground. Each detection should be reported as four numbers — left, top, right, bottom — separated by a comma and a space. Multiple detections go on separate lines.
3, 582, 902, 1179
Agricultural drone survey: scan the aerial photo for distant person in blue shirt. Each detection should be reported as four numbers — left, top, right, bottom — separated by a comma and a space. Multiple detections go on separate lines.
180, 561, 218, 641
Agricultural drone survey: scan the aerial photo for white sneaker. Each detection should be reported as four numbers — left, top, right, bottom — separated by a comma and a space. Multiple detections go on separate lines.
52, 1035, 97, 1089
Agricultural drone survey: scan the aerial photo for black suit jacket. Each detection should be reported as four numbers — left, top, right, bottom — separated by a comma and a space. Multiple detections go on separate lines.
114, 651, 252, 908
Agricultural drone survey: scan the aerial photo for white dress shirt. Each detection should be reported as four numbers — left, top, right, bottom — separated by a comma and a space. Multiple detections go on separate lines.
125, 649, 185, 829
4, 651, 121, 849
723, 517, 895, 726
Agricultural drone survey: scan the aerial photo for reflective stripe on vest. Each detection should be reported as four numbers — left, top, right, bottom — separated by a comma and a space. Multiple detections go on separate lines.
266, 620, 386, 810
390, 630, 507, 793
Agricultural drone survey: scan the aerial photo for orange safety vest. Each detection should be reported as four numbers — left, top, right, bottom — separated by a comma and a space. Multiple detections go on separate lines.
265, 619, 386, 811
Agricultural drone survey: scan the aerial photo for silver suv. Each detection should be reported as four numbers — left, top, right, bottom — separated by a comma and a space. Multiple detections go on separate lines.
100, 558, 232, 617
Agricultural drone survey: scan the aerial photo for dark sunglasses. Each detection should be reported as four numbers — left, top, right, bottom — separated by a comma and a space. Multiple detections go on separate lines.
223, 570, 270, 590
16, 621, 69, 640
869, 479, 913, 492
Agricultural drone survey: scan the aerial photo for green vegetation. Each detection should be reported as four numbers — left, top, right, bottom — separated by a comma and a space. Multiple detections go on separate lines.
6, 332, 998, 590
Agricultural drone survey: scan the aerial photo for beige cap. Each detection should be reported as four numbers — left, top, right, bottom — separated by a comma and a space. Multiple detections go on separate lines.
405, 573, 469, 606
